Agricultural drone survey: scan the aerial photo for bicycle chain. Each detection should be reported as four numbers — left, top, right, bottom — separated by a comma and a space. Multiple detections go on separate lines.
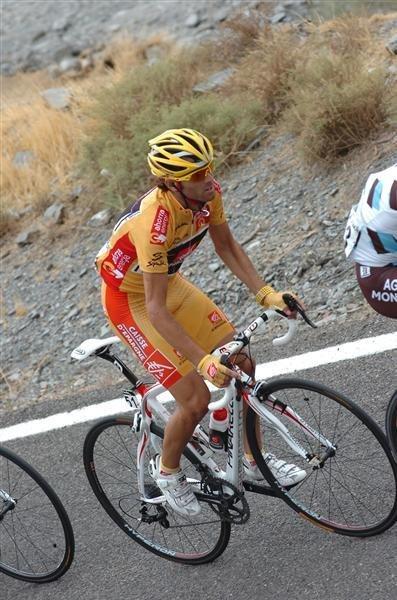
202, 475, 250, 525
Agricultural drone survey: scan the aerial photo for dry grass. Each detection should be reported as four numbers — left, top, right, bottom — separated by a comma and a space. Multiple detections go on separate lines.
1, 10, 396, 230
222, 25, 300, 122
0, 32, 178, 231
215, 3, 273, 61
1, 101, 81, 206
282, 24, 395, 162
293, 73, 391, 161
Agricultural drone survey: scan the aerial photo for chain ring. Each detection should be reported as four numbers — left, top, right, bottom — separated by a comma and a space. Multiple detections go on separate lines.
202, 475, 250, 524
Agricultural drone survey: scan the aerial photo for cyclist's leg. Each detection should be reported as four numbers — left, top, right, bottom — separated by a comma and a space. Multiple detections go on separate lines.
102, 277, 235, 514
163, 371, 211, 469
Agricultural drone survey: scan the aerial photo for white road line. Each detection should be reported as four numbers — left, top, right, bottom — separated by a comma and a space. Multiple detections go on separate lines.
0, 332, 396, 443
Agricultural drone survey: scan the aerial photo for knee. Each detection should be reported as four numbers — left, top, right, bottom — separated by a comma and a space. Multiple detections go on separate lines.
189, 388, 211, 422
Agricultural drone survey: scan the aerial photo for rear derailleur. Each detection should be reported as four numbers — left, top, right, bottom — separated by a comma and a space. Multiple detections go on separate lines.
139, 502, 170, 529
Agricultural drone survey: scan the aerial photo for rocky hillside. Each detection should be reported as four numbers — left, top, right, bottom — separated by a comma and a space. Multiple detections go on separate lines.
1, 0, 305, 75
2, 128, 396, 415
1, 0, 396, 416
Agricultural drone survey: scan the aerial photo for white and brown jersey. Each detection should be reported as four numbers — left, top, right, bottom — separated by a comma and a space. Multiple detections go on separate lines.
351, 164, 397, 267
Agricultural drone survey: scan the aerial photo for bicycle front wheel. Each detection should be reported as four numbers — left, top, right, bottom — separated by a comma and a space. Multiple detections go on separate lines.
83, 416, 230, 564
246, 378, 397, 536
0, 446, 75, 583
385, 390, 397, 463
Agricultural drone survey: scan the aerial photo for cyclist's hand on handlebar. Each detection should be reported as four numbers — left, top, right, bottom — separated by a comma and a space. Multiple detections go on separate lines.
197, 354, 238, 388
256, 286, 304, 317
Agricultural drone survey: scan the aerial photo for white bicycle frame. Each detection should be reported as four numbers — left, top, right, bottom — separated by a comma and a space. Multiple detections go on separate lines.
130, 311, 336, 503
71, 309, 336, 505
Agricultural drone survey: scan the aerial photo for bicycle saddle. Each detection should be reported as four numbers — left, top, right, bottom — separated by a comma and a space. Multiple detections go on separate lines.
71, 336, 121, 361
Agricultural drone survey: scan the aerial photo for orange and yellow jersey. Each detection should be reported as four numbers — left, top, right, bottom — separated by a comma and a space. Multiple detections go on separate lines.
95, 181, 226, 293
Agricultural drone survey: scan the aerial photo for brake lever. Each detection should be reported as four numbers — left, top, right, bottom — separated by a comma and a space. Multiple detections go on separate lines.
220, 354, 243, 386
281, 293, 317, 329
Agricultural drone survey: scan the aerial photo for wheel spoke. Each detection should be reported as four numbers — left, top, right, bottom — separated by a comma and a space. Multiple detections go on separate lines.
83, 418, 229, 563
0, 447, 74, 581
247, 379, 397, 535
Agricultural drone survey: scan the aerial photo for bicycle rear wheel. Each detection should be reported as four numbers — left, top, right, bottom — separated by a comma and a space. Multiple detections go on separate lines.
385, 390, 397, 463
0, 446, 75, 583
83, 416, 230, 564
246, 378, 397, 536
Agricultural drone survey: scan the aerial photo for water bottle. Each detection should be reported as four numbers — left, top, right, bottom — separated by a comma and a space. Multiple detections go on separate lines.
209, 408, 228, 452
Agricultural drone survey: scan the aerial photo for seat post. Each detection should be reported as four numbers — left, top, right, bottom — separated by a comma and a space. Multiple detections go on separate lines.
95, 346, 140, 387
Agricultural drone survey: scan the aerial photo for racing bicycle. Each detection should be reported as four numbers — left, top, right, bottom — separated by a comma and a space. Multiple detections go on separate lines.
386, 389, 397, 462
73, 301, 397, 564
0, 446, 75, 582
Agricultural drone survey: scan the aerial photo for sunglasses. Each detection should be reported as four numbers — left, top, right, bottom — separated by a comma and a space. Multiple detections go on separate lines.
188, 163, 214, 182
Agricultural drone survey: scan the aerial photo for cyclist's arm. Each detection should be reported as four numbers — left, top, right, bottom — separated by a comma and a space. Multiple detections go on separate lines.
209, 221, 299, 316
209, 221, 266, 294
143, 271, 207, 366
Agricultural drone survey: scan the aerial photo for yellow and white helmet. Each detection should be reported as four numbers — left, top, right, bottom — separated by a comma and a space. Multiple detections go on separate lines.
147, 128, 214, 181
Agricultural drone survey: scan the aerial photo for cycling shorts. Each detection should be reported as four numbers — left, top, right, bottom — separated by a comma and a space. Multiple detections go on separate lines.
101, 274, 234, 388
355, 263, 397, 319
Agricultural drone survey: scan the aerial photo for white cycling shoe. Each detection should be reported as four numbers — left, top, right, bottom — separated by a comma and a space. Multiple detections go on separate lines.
149, 455, 201, 517
243, 452, 307, 487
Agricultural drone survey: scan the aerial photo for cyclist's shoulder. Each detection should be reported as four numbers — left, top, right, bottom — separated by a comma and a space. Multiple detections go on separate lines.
115, 188, 174, 227
360, 163, 397, 214
364, 163, 397, 188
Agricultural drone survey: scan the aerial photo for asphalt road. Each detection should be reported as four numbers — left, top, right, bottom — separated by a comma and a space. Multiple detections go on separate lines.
1, 315, 396, 600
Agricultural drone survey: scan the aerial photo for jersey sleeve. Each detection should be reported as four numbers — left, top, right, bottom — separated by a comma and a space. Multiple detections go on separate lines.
361, 168, 397, 234
132, 205, 174, 274
209, 184, 227, 226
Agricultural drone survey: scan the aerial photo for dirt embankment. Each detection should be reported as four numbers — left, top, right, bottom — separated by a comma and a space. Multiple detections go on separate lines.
1, 1, 396, 416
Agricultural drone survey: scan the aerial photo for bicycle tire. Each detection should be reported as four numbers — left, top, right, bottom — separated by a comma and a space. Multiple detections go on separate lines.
246, 377, 397, 537
0, 446, 75, 583
83, 416, 231, 564
385, 389, 397, 463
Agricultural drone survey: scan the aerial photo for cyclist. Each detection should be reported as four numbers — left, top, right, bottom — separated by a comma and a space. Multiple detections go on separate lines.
344, 163, 397, 318
96, 128, 306, 516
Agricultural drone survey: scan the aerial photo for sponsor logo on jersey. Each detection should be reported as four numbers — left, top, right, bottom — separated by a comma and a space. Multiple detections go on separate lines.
147, 252, 166, 268
360, 266, 371, 278
117, 323, 150, 361
103, 261, 124, 279
384, 278, 397, 291
194, 208, 210, 231
208, 310, 223, 324
100, 236, 135, 282
151, 207, 170, 245
144, 351, 175, 380
372, 277, 397, 303
372, 290, 397, 303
